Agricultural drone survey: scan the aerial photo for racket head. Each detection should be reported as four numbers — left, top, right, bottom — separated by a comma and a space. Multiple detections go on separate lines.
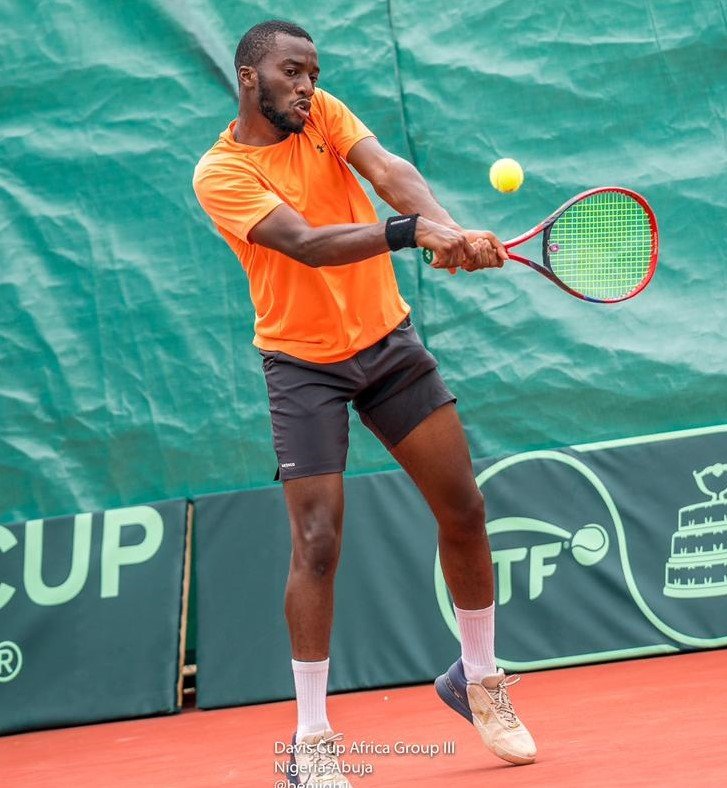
538, 187, 659, 303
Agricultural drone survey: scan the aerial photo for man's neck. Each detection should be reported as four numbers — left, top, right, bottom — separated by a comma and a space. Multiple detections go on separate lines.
233, 111, 290, 147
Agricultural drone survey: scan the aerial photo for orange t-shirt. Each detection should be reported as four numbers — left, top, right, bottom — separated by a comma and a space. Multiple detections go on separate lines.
193, 88, 410, 363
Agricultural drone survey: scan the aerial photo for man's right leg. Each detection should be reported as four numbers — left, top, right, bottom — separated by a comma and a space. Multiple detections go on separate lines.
283, 472, 344, 664
282, 473, 352, 787
260, 348, 359, 784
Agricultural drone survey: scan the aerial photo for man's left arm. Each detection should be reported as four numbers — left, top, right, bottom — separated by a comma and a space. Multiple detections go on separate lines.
347, 137, 507, 269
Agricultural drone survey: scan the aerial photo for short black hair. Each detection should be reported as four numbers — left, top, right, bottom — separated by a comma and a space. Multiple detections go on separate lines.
234, 20, 313, 74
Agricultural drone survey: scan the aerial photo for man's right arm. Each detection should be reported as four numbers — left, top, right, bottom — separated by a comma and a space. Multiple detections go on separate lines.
247, 202, 477, 269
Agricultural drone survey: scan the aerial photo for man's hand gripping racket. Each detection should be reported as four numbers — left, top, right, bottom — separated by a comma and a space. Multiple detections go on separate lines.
417, 221, 508, 273
422, 187, 659, 303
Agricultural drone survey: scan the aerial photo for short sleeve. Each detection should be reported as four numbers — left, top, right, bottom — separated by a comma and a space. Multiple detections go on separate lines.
192, 161, 283, 243
313, 89, 376, 160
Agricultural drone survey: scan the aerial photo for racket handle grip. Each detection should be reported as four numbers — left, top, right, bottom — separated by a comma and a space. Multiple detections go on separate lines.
420, 248, 462, 273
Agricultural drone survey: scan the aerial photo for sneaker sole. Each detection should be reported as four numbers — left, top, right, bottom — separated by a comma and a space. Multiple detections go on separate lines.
434, 671, 473, 723
477, 730, 537, 765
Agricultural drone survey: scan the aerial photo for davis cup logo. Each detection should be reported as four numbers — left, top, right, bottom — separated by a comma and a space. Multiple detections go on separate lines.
664, 464, 727, 598
0, 641, 22, 683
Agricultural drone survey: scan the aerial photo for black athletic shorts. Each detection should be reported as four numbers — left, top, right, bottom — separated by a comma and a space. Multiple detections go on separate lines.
260, 316, 456, 481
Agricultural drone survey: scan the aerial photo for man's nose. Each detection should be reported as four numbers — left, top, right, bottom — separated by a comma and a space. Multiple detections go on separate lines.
297, 76, 314, 97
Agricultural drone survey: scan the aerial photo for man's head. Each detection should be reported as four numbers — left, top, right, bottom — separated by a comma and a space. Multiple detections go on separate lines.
235, 20, 319, 136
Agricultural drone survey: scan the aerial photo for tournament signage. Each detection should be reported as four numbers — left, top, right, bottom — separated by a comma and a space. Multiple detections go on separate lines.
194, 426, 726, 709
436, 426, 727, 669
0, 500, 190, 734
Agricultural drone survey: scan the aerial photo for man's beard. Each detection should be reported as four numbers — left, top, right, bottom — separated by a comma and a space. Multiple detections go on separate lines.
258, 77, 304, 135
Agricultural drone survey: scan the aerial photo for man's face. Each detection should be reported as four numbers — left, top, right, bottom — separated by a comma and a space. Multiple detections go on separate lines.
254, 34, 320, 135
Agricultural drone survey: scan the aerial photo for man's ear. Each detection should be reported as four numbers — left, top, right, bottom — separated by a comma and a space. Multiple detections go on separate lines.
238, 66, 256, 89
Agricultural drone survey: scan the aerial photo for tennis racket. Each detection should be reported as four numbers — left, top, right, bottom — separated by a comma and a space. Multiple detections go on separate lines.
422, 187, 659, 303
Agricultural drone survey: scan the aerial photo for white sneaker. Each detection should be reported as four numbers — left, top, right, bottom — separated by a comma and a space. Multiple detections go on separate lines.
289, 730, 352, 787
435, 659, 536, 765
467, 671, 537, 765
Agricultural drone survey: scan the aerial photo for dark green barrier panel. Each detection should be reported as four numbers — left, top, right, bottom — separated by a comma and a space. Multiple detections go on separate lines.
195, 426, 726, 708
0, 499, 190, 734
438, 425, 727, 670
193, 487, 293, 707
194, 476, 456, 709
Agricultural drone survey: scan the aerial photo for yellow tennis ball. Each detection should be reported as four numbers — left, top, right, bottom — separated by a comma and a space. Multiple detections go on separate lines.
489, 158, 524, 193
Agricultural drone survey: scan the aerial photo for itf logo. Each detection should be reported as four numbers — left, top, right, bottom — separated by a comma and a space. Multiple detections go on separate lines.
0, 641, 22, 683
485, 518, 609, 604
434, 450, 617, 646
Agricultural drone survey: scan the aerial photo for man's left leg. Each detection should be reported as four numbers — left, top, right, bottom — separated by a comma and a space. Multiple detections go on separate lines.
389, 402, 537, 766
390, 401, 492, 611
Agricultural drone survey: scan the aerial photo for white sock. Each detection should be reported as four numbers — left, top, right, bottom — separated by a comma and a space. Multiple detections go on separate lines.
454, 603, 497, 683
292, 658, 331, 738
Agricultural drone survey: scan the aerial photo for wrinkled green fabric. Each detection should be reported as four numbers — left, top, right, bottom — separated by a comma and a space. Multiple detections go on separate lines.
2, 1, 725, 523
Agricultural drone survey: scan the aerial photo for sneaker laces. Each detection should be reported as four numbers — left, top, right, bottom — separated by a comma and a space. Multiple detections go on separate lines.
310, 732, 344, 776
486, 675, 521, 728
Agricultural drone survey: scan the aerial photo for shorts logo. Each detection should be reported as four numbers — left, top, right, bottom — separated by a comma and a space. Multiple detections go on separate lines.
281, 462, 296, 469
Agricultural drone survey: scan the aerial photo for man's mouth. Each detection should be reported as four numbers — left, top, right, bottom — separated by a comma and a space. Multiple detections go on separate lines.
293, 100, 311, 120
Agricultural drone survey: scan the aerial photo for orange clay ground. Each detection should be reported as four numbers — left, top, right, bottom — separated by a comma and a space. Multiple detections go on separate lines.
2, 649, 725, 787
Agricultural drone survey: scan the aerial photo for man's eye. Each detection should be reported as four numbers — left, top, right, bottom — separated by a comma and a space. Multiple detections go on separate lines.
285, 69, 297, 76
310, 75, 318, 84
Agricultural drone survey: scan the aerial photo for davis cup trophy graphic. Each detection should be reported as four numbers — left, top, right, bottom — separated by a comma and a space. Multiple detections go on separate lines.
664, 463, 727, 598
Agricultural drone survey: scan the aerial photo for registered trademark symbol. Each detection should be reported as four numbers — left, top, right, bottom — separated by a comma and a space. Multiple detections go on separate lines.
0, 641, 23, 682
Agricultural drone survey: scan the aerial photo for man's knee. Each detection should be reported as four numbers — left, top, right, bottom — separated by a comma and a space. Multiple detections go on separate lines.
440, 488, 485, 540
292, 514, 341, 578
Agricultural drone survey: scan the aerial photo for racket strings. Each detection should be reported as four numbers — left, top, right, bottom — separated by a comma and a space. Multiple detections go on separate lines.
547, 192, 653, 300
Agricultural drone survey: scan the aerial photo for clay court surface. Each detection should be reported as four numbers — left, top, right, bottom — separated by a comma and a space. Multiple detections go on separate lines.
2, 649, 725, 787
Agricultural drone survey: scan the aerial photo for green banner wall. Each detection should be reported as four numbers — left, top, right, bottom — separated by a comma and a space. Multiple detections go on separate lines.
2, 1, 725, 526
0, 499, 190, 734
194, 426, 726, 708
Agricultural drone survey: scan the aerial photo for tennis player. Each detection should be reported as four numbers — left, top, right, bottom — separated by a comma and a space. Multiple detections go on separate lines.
193, 19, 536, 785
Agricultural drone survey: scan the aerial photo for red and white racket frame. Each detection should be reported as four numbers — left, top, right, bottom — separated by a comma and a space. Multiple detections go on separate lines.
504, 186, 659, 303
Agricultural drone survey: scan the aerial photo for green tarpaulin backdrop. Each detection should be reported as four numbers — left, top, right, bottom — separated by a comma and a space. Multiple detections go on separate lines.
2, 1, 726, 524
